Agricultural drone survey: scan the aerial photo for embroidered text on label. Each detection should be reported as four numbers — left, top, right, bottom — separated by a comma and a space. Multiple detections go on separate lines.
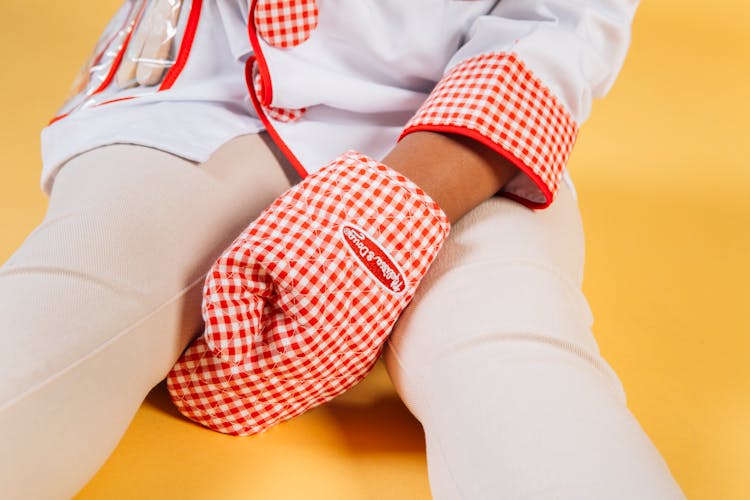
341, 225, 405, 295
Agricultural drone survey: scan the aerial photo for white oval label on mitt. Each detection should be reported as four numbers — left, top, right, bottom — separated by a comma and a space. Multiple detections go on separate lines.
340, 224, 406, 295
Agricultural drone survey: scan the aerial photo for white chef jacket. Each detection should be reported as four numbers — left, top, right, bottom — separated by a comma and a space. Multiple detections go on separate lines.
40, 0, 637, 208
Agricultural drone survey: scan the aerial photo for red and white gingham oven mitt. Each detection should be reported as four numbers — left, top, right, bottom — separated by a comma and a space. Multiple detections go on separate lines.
167, 151, 450, 436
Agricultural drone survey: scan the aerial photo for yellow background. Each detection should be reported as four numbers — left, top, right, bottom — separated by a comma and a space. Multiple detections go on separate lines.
1, 1, 748, 498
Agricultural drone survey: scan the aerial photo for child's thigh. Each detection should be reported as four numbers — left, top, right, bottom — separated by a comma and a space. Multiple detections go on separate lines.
0, 133, 289, 500
380, 186, 688, 498
382, 183, 624, 420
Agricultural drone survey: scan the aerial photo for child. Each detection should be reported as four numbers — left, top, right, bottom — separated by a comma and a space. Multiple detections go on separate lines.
0, 1, 685, 498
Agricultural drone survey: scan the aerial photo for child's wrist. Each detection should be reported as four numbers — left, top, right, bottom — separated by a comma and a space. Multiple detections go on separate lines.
382, 131, 518, 223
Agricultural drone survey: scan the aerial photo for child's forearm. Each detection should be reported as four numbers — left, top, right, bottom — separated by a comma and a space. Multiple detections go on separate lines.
382, 131, 518, 224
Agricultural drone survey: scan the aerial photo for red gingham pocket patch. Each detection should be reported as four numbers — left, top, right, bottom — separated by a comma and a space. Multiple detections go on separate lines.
167, 151, 450, 436
255, 0, 319, 49
402, 52, 579, 208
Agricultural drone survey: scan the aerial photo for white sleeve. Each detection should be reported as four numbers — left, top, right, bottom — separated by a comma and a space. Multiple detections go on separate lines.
400, 0, 639, 209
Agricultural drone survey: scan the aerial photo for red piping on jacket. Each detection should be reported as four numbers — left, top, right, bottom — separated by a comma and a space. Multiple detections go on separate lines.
245, 0, 308, 178
47, 0, 202, 125
160, 0, 203, 90
47, 1, 146, 125
245, 56, 309, 179
94, 96, 137, 107
91, 0, 149, 96
90, 1, 140, 76
247, 0, 274, 106
48, 112, 70, 126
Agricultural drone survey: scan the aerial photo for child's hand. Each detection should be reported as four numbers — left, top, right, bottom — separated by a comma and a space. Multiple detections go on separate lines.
167, 151, 450, 436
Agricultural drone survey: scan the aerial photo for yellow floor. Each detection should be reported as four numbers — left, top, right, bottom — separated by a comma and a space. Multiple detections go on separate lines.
1, 1, 748, 499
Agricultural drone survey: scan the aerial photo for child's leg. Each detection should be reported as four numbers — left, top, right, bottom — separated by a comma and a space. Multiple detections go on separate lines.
383, 184, 685, 499
0, 134, 291, 500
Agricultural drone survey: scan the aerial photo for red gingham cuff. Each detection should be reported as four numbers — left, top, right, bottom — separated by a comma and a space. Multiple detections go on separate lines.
400, 52, 579, 209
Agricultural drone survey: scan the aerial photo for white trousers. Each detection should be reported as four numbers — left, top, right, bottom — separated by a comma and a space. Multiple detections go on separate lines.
0, 134, 684, 499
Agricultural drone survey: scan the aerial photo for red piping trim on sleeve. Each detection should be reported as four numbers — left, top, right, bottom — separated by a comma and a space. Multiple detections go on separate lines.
160, 0, 203, 90
499, 190, 547, 210
245, 56, 309, 179
400, 52, 578, 210
399, 124, 552, 209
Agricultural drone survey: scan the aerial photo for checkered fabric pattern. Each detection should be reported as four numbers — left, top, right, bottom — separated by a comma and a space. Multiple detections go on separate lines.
253, 71, 306, 122
402, 52, 579, 209
167, 151, 450, 436
254, 0, 319, 49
